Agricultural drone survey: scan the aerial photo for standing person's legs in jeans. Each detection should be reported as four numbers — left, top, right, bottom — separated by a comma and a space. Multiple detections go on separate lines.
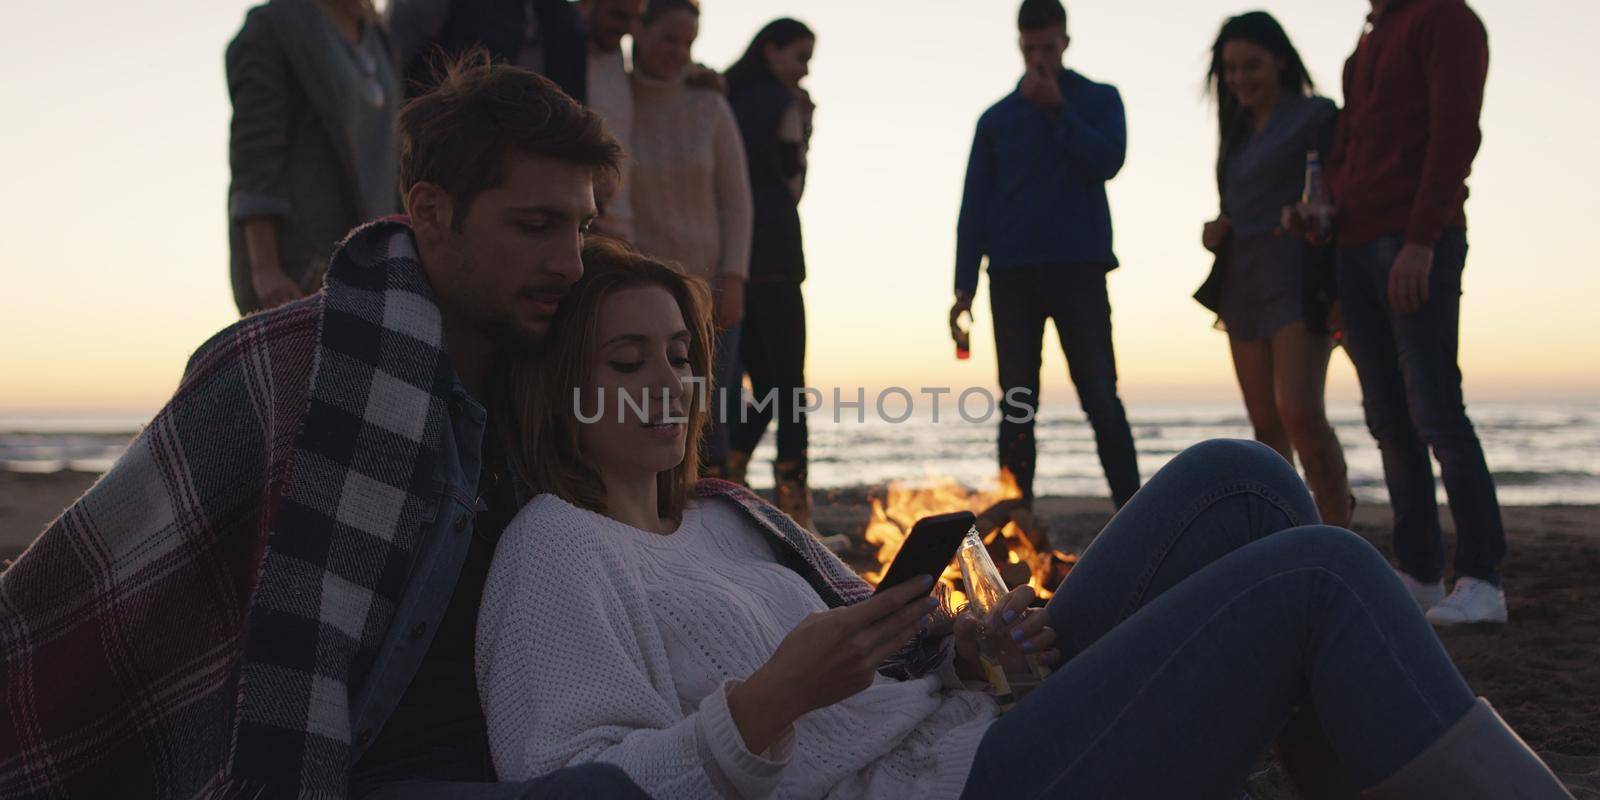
961, 440, 1477, 798
731, 282, 809, 464
1337, 229, 1505, 585
1045, 267, 1141, 508
990, 267, 1051, 505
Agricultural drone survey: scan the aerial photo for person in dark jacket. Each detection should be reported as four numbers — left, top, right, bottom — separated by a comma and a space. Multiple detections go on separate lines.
1195, 12, 1353, 527
722, 18, 819, 529
949, 0, 1139, 509
387, 0, 588, 101
225, 0, 401, 315
1288, 0, 1506, 627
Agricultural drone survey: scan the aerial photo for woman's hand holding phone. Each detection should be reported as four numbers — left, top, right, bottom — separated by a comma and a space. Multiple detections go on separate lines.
727, 576, 940, 754
952, 585, 1060, 680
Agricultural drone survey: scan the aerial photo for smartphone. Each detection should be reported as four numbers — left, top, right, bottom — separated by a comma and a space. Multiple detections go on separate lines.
872, 511, 976, 595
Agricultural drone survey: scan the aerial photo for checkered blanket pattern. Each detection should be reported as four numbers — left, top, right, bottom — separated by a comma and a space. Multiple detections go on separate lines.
0, 219, 451, 799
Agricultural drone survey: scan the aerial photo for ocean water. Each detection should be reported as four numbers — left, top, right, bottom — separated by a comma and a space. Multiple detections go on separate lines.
4, 401, 1599, 506
752, 400, 1600, 507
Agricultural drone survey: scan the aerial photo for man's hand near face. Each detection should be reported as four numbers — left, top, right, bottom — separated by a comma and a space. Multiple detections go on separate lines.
1019, 63, 1062, 112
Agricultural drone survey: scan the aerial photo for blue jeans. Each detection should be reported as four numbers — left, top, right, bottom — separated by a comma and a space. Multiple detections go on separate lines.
349, 731, 649, 799
989, 265, 1141, 507
963, 439, 1476, 799
1337, 229, 1505, 584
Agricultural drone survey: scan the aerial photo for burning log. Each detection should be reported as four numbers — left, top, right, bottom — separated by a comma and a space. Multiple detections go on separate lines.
859, 472, 1076, 607
975, 498, 1073, 598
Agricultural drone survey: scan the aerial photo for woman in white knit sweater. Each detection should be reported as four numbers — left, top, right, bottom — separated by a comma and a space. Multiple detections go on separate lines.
477, 239, 1571, 799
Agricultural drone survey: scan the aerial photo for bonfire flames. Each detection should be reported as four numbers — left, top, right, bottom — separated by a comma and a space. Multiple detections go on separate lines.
860, 470, 1076, 609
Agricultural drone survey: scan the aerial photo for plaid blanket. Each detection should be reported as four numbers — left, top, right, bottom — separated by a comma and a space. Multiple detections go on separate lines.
0, 219, 453, 799
695, 479, 945, 680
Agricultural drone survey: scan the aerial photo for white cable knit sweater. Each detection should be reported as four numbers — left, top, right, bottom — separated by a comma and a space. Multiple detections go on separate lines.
477, 494, 998, 799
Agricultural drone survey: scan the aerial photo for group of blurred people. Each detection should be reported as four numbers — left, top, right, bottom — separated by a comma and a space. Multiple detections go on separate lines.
226, 0, 1511, 627
949, 0, 1505, 625
226, 0, 823, 524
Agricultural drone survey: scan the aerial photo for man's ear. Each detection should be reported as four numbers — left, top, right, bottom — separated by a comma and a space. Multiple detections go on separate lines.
405, 181, 454, 242
1062, 34, 1071, 56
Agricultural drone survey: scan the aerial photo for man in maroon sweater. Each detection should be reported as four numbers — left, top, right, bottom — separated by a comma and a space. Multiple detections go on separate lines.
1318, 0, 1506, 625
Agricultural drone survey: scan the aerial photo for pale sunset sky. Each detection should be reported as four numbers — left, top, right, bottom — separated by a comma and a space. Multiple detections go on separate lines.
1, 0, 1596, 415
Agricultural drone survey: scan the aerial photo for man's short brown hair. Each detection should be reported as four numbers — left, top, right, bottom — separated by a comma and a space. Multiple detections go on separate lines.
398, 50, 623, 224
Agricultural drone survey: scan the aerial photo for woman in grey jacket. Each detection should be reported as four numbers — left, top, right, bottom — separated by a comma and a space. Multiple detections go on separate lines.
226, 0, 399, 314
1195, 12, 1352, 526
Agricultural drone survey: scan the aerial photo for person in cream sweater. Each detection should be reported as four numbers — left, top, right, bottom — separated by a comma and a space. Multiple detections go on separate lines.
625, 0, 753, 478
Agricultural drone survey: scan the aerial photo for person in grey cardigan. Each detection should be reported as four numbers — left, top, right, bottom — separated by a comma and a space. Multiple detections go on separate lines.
226, 0, 400, 314
1195, 12, 1353, 528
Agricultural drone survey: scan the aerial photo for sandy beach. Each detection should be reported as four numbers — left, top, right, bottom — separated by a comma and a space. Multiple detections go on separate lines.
4, 471, 1596, 795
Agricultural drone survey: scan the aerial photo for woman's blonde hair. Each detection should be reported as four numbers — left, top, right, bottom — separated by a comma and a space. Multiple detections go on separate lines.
505, 237, 713, 519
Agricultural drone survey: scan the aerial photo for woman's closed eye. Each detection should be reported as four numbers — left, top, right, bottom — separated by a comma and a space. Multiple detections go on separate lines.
610, 357, 691, 373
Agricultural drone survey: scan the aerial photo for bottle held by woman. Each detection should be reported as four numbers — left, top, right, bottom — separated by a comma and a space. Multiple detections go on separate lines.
1302, 150, 1335, 241
1193, 11, 1353, 527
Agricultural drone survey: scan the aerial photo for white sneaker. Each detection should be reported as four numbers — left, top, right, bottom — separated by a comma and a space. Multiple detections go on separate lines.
1395, 568, 1446, 611
1425, 577, 1508, 626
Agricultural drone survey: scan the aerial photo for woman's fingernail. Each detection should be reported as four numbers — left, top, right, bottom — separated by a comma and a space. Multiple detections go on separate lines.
926, 597, 941, 608
1003, 610, 1019, 624
1022, 641, 1036, 653
921, 575, 936, 588
1011, 628, 1025, 642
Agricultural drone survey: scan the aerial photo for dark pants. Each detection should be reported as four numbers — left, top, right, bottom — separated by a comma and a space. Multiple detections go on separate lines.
731, 281, 808, 462
1337, 229, 1505, 585
963, 440, 1476, 798
350, 731, 649, 799
702, 321, 742, 468
989, 265, 1140, 507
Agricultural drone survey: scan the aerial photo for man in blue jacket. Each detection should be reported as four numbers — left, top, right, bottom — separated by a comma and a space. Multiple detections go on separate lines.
950, 0, 1140, 508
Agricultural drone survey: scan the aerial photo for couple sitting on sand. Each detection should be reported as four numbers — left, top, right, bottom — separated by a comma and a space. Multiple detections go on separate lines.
0, 59, 1571, 800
